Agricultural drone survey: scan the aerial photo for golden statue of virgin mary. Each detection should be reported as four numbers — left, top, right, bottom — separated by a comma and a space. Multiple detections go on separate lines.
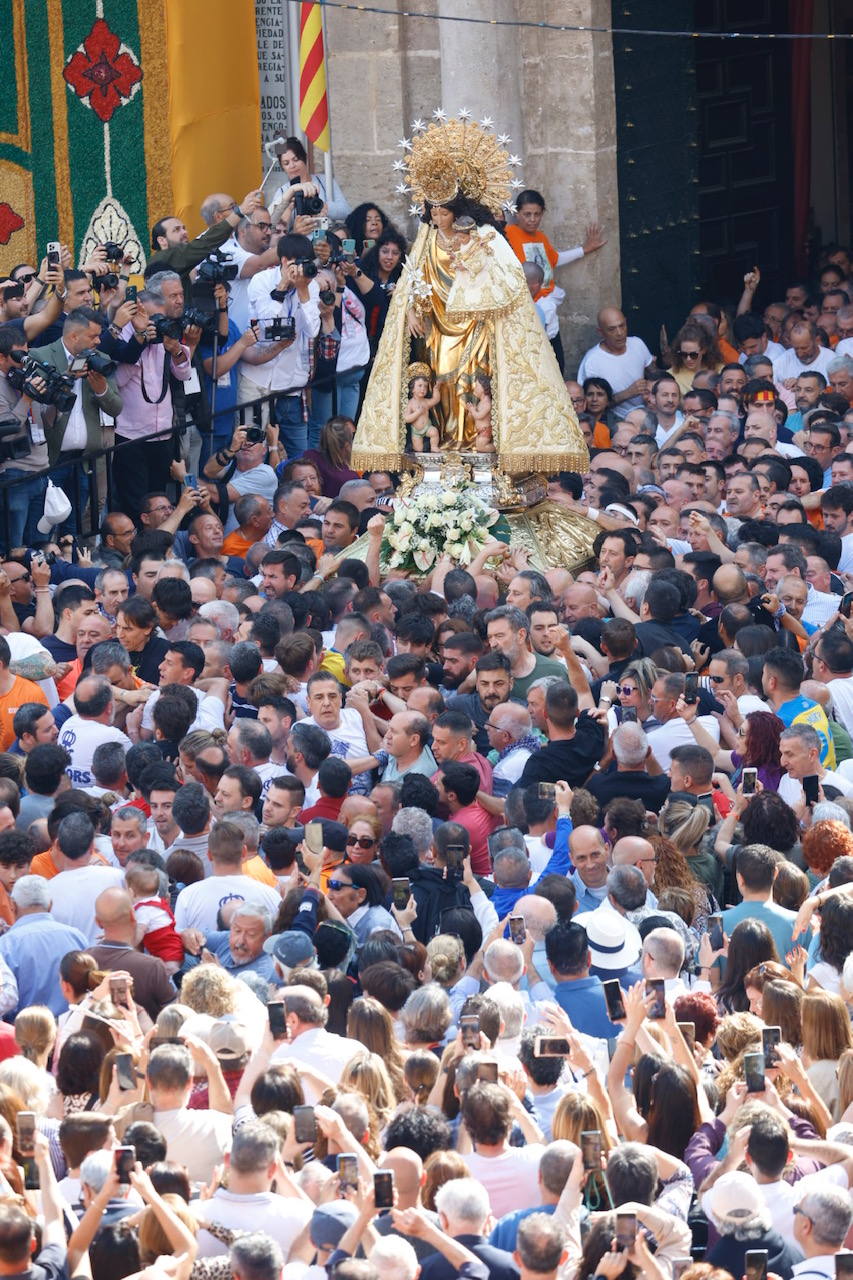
351, 113, 588, 478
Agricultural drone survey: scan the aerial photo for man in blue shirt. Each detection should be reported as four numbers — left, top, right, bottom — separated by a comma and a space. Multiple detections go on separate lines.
0, 875, 87, 1016
721, 843, 799, 960
569, 826, 610, 913
205, 901, 278, 982
534, 919, 621, 1039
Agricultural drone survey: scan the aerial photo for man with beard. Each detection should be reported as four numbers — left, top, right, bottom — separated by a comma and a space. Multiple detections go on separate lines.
446, 654, 514, 754
440, 634, 483, 692
526, 602, 565, 660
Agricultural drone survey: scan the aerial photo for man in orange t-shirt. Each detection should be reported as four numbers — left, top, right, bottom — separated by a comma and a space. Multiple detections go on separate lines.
222, 495, 273, 559
0, 637, 48, 752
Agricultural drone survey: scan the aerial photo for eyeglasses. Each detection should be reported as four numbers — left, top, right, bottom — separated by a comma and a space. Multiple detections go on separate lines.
484, 722, 508, 733
15, 273, 36, 286
618, 686, 637, 696
792, 1207, 813, 1225
346, 835, 375, 849
7, 571, 29, 583
707, 674, 726, 684
677, 349, 701, 360
252, 221, 273, 231
327, 879, 353, 892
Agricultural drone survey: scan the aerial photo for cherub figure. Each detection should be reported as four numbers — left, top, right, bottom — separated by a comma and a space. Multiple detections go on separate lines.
405, 362, 441, 453
465, 373, 494, 452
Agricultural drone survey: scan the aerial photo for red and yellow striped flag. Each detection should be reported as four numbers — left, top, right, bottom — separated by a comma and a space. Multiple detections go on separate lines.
299, 2, 330, 152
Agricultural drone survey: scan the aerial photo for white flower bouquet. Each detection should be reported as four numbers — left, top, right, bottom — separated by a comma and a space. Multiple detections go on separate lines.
380, 479, 500, 574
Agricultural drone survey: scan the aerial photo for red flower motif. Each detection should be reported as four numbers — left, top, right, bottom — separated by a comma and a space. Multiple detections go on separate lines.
63, 18, 142, 123
0, 204, 24, 245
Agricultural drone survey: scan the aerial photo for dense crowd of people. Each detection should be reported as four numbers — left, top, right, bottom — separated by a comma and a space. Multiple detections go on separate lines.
0, 146, 851, 1280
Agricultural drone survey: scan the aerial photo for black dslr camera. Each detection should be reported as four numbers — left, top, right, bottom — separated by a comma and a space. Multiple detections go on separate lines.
149, 313, 185, 343
101, 241, 124, 261
197, 250, 239, 285
293, 258, 318, 279
97, 273, 119, 291
7, 357, 76, 412
318, 288, 336, 306
266, 317, 296, 342
74, 349, 117, 377
244, 426, 266, 444
290, 177, 324, 217
181, 306, 211, 331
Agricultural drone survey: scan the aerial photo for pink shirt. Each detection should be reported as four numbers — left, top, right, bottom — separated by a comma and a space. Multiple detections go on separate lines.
115, 326, 191, 439
452, 801, 499, 876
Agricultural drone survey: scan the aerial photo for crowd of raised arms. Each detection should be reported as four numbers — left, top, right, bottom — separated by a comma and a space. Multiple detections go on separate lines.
0, 148, 852, 1280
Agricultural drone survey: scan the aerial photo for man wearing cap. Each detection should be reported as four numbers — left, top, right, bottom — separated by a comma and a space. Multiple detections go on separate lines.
191, 1019, 254, 1107
309, 1201, 361, 1271
192, 1120, 312, 1257
702, 1170, 803, 1279
263, 929, 317, 982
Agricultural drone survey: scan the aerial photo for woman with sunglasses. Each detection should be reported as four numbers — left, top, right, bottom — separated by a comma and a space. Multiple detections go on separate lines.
326, 863, 399, 948
667, 318, 723, 395
344, 815, 381, 866
612, 658, 658, 728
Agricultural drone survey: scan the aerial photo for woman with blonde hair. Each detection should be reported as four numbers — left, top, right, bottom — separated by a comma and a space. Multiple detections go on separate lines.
614, 658, 658, 728
340, 1050, 397, 1124
802, 989, 853, 1118
346, 996, 407, 1101
426, 935, 466, 990
658, 800, 721, 902
14, 1007, 56, 1070
552, 1091, 613, 1149
404, 1050, 439, 1105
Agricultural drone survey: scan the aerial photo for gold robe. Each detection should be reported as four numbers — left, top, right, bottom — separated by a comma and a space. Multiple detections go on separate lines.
352, 223, 588, 476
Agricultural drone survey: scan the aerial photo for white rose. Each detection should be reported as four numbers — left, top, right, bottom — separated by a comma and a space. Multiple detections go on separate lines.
447, 542, 465, 559
442, 491, 457, 506
398, 521, 414, 539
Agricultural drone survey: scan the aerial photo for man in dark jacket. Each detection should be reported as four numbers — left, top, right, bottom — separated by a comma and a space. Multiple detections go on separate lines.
409, 822, 472, 944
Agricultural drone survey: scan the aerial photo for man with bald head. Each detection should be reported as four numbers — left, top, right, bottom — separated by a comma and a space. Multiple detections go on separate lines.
611, 836, 659, 897
562, 583, 602, 626
85, 887, 176, 1019
513, 893, 560, 990
374, 1148, 437, 1258
568, 826, 609, 912
641, 926, 688, 998
577, 308, 655, 418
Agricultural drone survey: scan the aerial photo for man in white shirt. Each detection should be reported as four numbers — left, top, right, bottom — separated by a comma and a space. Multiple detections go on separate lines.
47, 812, 125, 941
269, 986, 357, 1098
646, 675, 719, 770
148, 1043, 233, 1185
777, 723, 853, 808
226, 720, 280, 800
212, 206, 279, 331
640, 927, 689, 1000
192, 1120, 312, 1257
772, 322, 836, 383
812, 632, 853, 736
140, 642, 225, 739
790, 1184, 853, 1276
58, 675, 131, 789
302, 672, 371, 763
173, 820, 280, 934
707, 650, 767, 720
577, 307, 654, 419
241, 232, 320, 455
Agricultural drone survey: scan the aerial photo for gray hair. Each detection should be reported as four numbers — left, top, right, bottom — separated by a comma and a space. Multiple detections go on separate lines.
527, 675, 564, 696
392, 807, 434, 857
607, 865, 648, 912
779, 723, 822, 753
231, 718, 273, 764
400, 983, 452, 1043
94, 568, 127, 591
230, 1233, 285, 1280
157, 560, 190, 582
642, 926, 685, 977
231, 903, 274, 934
539, 1141, 579, 1197
89, 641, 131, 675
484, 939, 525, 986
828, 355, 853, 376
229, 1121, 280, 1175
796, 1185, 853, 1247
80, 1149, 116, 1195
516, 1214, 567, 1273
492, 845, 531, 890
434, 1176, 490, 1228
812, 801, 851, 829
112, 805, 148, 832
10, 875, 50, 911
622, 569, 652, 610
485, 604, 529, 634
486, 980, 525, 1038
145, 270, 181, 302
708, 410, 740, 434
220, 810, 261, 851
612, 721, 649, 768
338, 478, 374, 501
713, 648, 749, 680
490, 703, 532, 740
370, 1235, 419, 1280
200, 600, 240, 637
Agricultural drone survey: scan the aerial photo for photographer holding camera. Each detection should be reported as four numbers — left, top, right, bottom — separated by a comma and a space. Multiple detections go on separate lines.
147, 188, 266, 288
112, 280, 191, 521
241, 233, 321, 459
202, 422, 281, 528
28, 308, 123, 533
208, 206, 280, 332
0, 330, 50, 549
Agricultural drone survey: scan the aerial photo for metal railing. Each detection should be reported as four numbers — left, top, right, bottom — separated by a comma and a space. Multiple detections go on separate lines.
0, 386, 307, 553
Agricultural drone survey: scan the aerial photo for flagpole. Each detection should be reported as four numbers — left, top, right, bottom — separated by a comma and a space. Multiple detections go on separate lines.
320, 1, 334, 207
288, 0, 302, 142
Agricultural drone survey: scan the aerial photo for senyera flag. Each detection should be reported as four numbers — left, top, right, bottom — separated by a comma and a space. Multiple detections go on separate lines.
299, 2, 330, 151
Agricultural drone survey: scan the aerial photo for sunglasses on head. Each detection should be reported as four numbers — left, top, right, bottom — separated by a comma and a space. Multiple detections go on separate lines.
346, 835, 375, 849
327, 878, 353, 891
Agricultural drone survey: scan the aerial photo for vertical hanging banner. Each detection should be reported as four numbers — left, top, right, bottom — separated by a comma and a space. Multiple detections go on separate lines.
256, 0, 292, 147
299, 1, 330, 150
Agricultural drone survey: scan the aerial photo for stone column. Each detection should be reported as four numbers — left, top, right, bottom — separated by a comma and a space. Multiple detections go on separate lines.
436, 0, 523, 150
